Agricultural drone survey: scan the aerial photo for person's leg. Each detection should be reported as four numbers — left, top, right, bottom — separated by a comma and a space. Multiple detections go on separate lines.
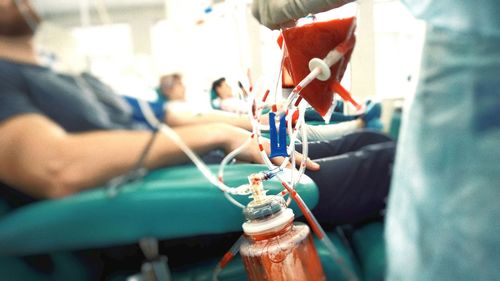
305, 108, 358, 122
304, 141, 395, 227
301, 103, 384, 142
302, 120, 363, 142
296, 130, 393, 160
164, 105, 256, 130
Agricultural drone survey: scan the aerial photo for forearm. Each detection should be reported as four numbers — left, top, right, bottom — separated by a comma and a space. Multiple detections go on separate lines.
165, 109, 253, 130
58, 124, 226, 193
0, 115, 229, 198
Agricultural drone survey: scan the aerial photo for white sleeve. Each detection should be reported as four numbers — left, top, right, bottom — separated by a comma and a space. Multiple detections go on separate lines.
252, 0, 356, 30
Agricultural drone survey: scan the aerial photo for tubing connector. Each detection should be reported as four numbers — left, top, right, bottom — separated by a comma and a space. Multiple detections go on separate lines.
247, 169, 281, 203
248, 173, 268, 204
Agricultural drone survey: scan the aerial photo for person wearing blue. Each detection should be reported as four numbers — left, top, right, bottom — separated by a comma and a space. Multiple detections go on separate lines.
385, 1, 500, 280
253, 0, 500, 280
122, 74, 184, 130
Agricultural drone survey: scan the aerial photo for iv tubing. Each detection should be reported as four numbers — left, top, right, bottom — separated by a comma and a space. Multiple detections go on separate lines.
212, 235, 246, 281
218, 86, 259, 182
252, 68, 357, 281
273, 102, 358, 281
278, 104, 357, 281
158, 124, 249, 196
136, 100, 250, 198
223, 192, 246, 209
250, 87, 306, 185
293, 110, 308, 186
217, 137, 253, 183
216, 87, 272, 185
287, 112, 296, 186
279, 180, 358, 281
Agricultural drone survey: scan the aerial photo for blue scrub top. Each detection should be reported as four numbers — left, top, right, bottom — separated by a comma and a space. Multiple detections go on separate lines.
386, 1, 500, 280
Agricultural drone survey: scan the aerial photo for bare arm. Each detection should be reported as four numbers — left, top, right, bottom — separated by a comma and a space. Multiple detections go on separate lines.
0, 114, 233, 198
0, 114, 318, 199
165, 107, 254, 130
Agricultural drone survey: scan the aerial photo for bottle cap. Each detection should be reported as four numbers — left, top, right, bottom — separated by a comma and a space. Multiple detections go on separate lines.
242, 208, 294, 235
243, 196, 285, 220
242, 196, 294, 235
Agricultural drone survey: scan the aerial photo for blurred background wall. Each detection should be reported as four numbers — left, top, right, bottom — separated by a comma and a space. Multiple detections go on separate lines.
35, 0, 425, 128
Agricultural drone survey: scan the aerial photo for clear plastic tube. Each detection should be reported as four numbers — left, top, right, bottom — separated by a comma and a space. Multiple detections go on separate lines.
288, 111, 307, 185
135, 53, 354, 281
224, 192, 246, 209
335, 16, 357, 81
278, 110, 357, 280
158, 124, 249, 196
216, 85, 269, 183
212, 10, 360, 280
293, 109, 308, 186
135, 100, 251, 199
218, 135, 253, 209
251, 87, 306, 187
212, 235, 246, 281
217, 137, 253, 182
251, 78, 357, 281
287, 112, 296, 184
278, 180, 358, 281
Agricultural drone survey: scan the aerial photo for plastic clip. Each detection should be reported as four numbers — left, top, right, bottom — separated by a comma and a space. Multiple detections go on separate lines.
269, 112, 289, 158
331, 81, 361, 110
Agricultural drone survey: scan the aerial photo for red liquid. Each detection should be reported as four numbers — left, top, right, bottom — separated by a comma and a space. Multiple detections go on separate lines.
281, 17, 356, 116
240, 222, 326, 281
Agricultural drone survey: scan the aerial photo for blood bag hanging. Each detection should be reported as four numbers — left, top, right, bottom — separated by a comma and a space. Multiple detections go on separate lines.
279, 16, 358, 117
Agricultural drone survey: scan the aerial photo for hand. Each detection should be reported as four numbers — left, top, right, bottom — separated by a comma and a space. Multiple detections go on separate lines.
265, 141, 321, 172
222, 124, 320, 171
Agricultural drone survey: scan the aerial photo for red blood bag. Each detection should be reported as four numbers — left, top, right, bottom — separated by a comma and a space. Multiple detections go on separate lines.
280, 17, 356, 116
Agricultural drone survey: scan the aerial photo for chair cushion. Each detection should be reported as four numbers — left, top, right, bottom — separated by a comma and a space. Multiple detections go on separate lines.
351, 222, 386, 281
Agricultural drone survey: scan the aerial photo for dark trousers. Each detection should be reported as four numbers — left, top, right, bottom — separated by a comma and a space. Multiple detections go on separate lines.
297, 130, 395, 226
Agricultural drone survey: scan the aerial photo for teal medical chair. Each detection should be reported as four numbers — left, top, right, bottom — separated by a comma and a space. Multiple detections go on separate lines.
0, 164, 384, 281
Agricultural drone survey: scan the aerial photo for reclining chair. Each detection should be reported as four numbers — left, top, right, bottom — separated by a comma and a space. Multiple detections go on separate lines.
0, 164, 385, 281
